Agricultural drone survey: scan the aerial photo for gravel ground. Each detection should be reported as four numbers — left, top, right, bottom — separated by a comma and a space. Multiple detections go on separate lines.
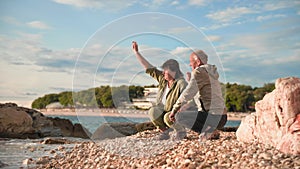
33, 129, 300, 169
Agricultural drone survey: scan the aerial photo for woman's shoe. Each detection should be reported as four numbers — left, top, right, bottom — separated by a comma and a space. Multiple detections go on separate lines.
156, 130, 170, 140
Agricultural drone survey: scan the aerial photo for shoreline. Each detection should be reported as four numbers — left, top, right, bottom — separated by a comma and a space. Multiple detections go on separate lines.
40, 108, 248, 121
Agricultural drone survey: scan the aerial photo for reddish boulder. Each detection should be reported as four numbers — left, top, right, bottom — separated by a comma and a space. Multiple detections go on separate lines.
236, 77, 300, 155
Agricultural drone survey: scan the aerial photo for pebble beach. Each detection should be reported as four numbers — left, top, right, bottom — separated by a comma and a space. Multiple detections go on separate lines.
32, 129, 299, 169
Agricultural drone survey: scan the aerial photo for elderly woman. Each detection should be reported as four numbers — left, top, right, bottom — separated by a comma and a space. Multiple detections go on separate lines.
132, 41, 187, 140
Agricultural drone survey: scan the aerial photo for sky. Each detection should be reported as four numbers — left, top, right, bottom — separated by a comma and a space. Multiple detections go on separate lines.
0, 0, 299, 107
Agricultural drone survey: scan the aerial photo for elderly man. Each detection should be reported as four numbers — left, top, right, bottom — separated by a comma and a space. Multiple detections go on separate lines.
169, 50, 227, 139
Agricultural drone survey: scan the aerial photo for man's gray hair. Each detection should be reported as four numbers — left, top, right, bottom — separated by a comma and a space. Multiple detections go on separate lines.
193, 50, 208, 64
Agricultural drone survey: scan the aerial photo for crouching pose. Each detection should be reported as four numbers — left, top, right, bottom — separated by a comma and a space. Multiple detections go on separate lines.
169, 50, 227, 140
132, 41, 187, 140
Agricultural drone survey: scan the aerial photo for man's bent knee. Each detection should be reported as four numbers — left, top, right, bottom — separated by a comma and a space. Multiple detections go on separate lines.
175, 111, 198, 129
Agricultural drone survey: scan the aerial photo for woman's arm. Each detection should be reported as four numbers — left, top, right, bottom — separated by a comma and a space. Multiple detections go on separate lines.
169, 72, 198, 122
132, 41, 154, 69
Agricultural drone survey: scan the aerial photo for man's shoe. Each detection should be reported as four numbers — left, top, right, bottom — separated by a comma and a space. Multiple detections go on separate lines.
199, 130, 220, 142
207, 130, 220, 140
174, 131, 187, 140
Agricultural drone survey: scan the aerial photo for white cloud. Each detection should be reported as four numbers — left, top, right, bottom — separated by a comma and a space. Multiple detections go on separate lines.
200, 23, 230, 30
203, 2, 297, 30
138, 0, 171, 9
52, 0, 206, 10
171, 0, 179, 6
256, 14, 286, 22
53, 0, 135, 10
0, 16, 22, 26
213, 24, 300, 86
206, 35, 221, 42
0, 33, 83, 106
170, 47, 192, 56
53, 0, 103, 8
167, 26, 195, 34
263, 1, 300, 11
0, 33, 79, 71
261, 54, 300, 65
188, 0, 206, 6
206, 7, 256, 23
232, 27, 299, 56
17, 32, 43, 41
152, 0, 166, 6
27, 21, 52, 30
1, 17, 52, 30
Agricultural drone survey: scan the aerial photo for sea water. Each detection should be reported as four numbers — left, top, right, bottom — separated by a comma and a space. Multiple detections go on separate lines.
49, 115, 241, 133
50, 115, 151, 133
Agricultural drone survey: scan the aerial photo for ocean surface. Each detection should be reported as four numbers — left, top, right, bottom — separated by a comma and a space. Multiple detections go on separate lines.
0, 116, 240, 168
49, 115, 241, 133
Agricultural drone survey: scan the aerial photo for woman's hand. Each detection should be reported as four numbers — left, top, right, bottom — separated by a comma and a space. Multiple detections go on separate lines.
169, 112, 176, 122
132, 41, 139, 53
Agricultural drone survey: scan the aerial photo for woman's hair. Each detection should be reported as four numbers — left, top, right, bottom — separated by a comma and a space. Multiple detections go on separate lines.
161, 59, 183, 79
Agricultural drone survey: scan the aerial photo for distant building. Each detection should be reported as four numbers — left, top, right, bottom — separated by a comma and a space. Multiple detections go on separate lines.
46, 102, 64, 109
132, 87, 158, 109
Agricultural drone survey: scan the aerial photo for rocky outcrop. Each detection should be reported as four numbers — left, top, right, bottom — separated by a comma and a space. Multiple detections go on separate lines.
0, 103, 91, 139
0, 160, 8, 168
92, 121, 156, 140
236, 77, 300, 155
92, 122, 138, 140
40, 138, 75, 144
0, 106, 36, 138
49, 117, 74, 137
73, 123, 91, 138
135, 121, 155, 132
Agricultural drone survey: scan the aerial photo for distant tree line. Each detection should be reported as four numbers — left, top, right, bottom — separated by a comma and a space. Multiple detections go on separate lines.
31, 85, 144, 109
224, 83, 275, 112
32, 83, 275, 112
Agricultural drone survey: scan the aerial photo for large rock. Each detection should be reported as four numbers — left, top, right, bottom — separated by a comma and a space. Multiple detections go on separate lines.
72, 123, 91, 138
0, 103, 90, 139
92, 121, 156, 140
49, 117, 91, 138
50, 117, 75, 137
0, 160, 8, 168
236, 77, 300, 155
0, 107, 36, 138
135, 121, 155, 132
92, 122, 138, 140
30, 109, 62, 137
40, 138, 74, 144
